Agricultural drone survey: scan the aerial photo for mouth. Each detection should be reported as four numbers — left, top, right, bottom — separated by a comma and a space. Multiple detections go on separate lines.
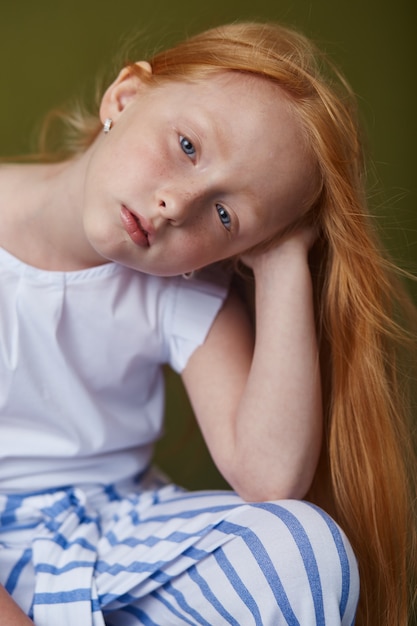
120, 205, 151, 247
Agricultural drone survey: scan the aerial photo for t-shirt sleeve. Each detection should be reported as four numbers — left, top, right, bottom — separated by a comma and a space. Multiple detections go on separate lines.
162, 269, 230, 373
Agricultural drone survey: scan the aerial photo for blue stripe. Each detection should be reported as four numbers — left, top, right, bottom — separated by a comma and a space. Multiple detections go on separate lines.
96, 540, 217, 579
163, 581, 213, 625
95, 542, 215, 581
255, 503, 326, 625
215, 547, 263, 625
0, 494, 28, 526
188, 564, 240, 625
100, 590, 139, 609
306, 502, 352, 618
34, 590, 100, 612
40, 492, 88, 522
103, 484, 122, 502
34, 589, 92, 604
135, 503, 239, 525
149, 570, 172, 585
95, 558, 168, 576
5, 548, 32, 594
98, 592, 120, 607
99, 588, 187, 617
129, 509, 140, 525
183, 546, 211, 560
104, 527, 208, 549
0, 519, 40, 533
35, 560, 95, 575
216, 519, 300, 625
47, 531, 97, 552
150, 589, 198, 625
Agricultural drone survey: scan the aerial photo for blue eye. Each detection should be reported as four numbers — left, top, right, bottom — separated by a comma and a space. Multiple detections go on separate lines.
216, 204, 231, 230
179, 135, 196, 157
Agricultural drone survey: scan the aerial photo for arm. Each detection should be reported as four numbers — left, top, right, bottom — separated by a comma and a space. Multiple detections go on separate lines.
0, 586, 34, 626
182, 230, 322, 502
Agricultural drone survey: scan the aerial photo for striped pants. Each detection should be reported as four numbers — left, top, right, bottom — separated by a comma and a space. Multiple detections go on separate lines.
0, 469, 359, 625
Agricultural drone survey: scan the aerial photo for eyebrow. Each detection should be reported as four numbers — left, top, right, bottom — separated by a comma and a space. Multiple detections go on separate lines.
183, 100, 232, 159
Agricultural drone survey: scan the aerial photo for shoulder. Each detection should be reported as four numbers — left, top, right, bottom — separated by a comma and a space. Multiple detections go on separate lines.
155, 266, 232, 373
167, 265, 231, 331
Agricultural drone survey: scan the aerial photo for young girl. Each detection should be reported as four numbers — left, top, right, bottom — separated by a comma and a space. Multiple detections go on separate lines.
0, 21, 415, 626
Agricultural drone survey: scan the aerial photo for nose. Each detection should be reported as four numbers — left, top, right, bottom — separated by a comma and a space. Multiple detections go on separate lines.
157, 188, 201, 226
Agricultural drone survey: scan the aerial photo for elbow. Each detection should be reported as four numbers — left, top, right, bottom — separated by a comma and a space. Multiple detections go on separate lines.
235, 484, 311, 504
214, 439, 321, 503
226, 468, 314, 503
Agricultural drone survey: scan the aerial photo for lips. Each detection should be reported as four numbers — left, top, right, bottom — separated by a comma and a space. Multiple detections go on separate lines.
120, 205, 150, 247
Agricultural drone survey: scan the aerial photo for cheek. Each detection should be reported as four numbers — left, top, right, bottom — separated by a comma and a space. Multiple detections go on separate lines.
102, 131, 172, 195
174, 228, 224, 266
128, 148, 168, 183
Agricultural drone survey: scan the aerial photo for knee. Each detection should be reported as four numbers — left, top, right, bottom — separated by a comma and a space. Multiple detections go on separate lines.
219, 499, 359, 624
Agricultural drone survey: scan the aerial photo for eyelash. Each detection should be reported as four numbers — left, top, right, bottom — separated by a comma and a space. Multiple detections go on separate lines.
179, 135, 196, 158
216, 204, 232, 230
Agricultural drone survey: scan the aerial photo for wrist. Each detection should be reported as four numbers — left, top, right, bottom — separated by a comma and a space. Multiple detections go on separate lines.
251, 238, 310, 279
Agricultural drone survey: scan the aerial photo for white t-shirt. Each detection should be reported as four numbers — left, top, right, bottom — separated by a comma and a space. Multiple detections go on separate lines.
0, 247, 228, 492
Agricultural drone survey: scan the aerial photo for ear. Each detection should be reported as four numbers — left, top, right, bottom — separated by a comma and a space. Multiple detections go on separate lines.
99, 61, 152, 124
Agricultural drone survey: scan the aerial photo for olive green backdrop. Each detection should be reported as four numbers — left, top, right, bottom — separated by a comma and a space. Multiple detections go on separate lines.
1, 0, 415, 492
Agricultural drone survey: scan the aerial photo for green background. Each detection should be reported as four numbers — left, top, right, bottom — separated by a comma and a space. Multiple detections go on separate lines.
1, 0, 415, 491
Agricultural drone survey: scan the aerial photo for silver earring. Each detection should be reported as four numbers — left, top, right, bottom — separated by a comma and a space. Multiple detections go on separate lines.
182, 271, 195, 280
103, 118, 113, 134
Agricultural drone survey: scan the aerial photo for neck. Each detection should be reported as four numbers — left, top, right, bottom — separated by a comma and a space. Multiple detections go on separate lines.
0, 149, 106, 271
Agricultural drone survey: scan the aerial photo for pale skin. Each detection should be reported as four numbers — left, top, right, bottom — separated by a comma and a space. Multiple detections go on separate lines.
0, 66, 322, 622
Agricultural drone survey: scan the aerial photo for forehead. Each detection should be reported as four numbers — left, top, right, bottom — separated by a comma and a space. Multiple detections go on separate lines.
150, 71, 294, 130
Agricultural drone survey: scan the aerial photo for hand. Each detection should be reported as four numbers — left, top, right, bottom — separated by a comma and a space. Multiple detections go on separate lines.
241, 225, 317, 275
0, 586, 34, 625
